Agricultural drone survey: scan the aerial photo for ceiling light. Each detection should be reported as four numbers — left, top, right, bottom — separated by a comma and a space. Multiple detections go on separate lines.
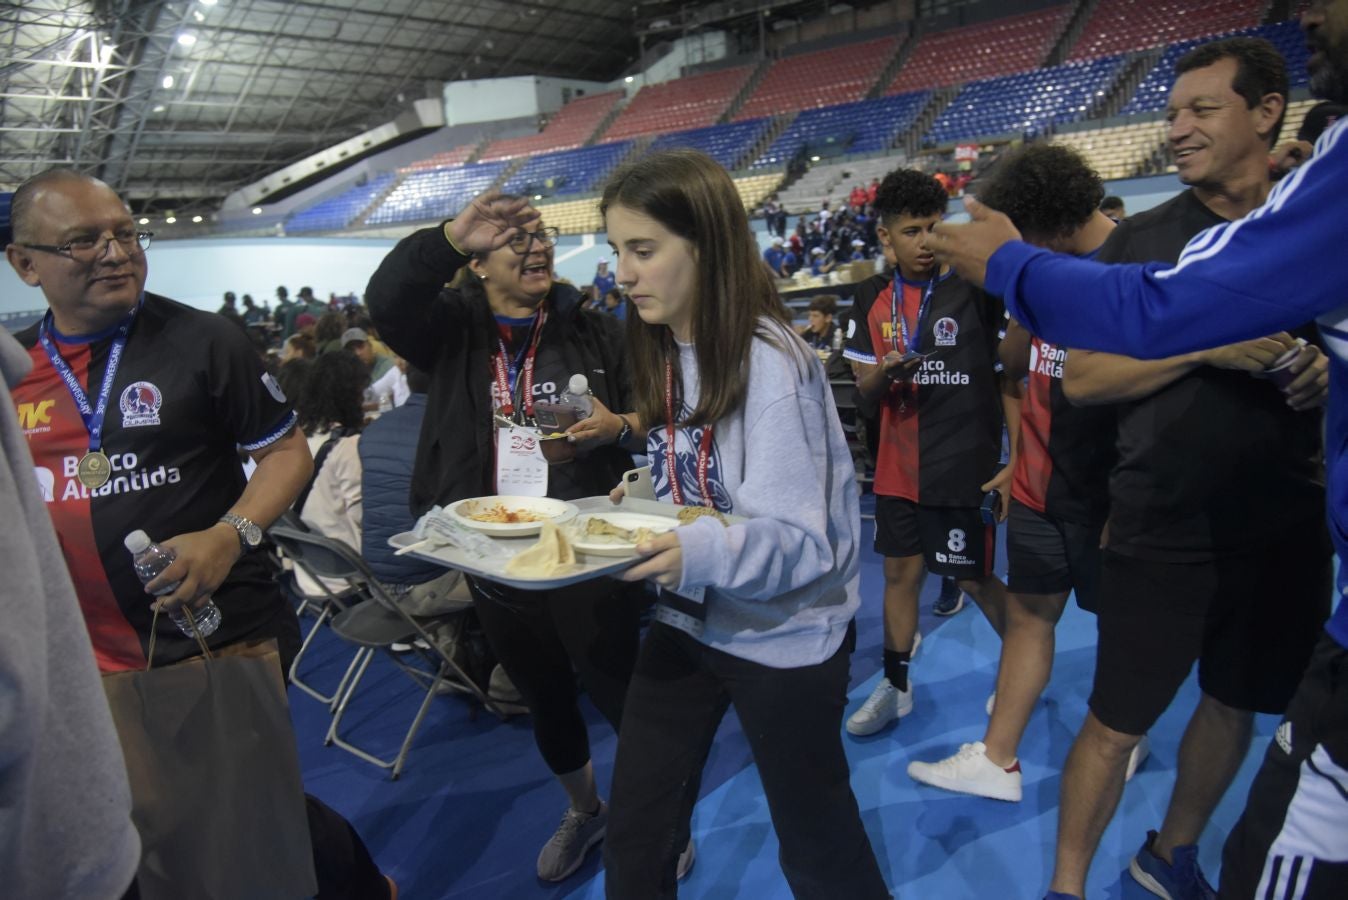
811, 155, 820, 162
165, 216, 177, 224
198, 0, 218, 6
176, 33, 197, 47
162, 75, 175, 89
138, 217, 149, 225
251, 207, 262, 215
152, 104, 166, 112
193, 10, 205, 21
192, 215, 203, 223
624, 76, 634, 83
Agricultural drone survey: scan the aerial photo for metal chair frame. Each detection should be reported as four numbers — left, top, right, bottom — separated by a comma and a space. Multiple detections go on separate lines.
268, 526, 507, 779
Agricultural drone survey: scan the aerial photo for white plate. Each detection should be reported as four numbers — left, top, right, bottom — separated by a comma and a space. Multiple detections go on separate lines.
572, 512, 678, 557
448, 496, 579, 536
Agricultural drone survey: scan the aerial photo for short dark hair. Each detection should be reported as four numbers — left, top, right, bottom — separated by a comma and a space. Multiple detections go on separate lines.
9, 168, 105, 244
873, 169, 948, 227
975, 144, 1104, 242
808, 295, 837, 316
1100, 195, 1125, 212
1176, 36, 1288, 147
405, 363, 432, 395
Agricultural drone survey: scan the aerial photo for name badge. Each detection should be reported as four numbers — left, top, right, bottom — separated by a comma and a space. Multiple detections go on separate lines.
496, 425, 548, 497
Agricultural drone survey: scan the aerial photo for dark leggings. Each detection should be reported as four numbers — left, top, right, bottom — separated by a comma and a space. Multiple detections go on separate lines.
469, 575, 645, 774
604, 621, 889, 900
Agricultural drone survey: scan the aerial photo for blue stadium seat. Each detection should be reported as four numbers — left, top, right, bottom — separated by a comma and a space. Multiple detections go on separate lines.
366, 161, 510, 226
647, 119, 773, 171
501, 142, 634, 198
923, 57, 1124, 145
1121, 20, 1310, 116
285, 173, 398, 233
752, 92, 930, 168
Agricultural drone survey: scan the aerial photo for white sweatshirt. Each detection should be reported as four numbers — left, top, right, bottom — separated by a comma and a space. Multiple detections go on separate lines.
650, 319, 862, 668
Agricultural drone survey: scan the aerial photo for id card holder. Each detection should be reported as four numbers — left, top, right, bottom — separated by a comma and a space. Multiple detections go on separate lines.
495, 425, 549, 497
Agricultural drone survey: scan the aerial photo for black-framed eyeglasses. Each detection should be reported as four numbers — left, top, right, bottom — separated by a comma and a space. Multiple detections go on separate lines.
20, 230, 153, 261
507, 227, 559, 254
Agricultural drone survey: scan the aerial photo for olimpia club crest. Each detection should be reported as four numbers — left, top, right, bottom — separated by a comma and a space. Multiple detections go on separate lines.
119, 381, 162, 427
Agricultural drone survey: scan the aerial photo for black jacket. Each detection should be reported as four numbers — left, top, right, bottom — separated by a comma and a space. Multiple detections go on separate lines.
367, 224, 633, 515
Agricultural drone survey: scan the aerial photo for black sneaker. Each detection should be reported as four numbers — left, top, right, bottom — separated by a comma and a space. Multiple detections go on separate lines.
934, 578, 967, 616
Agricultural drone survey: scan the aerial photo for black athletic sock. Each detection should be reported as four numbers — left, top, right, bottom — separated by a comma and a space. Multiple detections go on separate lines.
883, 649, 911, 692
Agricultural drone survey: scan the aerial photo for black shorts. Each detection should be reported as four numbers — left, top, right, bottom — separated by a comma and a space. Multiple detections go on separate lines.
1217, 632, 1348, 899
1005, 499, 1103, 612
874, 495, 994, 579
1088, 532, 1332, 736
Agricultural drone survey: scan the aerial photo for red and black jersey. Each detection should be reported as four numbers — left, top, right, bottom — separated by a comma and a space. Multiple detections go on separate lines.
11, 294, 297, 672
1095, 190, 1325, 561
845, 271, 1004, 506
1009, 311, 1117, 526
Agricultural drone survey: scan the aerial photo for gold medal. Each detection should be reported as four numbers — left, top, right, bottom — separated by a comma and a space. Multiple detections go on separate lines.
77, 450, 112, 489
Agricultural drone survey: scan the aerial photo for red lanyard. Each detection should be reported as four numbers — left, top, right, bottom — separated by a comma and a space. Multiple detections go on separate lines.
664, 358, 715, 507
491, 306, 547, 419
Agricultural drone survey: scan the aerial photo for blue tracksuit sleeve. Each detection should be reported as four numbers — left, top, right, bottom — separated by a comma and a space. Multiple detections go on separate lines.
984, 119, 1348, 359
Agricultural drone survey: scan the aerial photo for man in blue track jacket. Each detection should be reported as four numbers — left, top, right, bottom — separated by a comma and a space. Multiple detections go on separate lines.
930, 3, 1348, 898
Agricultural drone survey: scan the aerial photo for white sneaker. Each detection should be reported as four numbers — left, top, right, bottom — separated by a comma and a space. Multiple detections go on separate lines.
907, 741, 1023, 802
1125, 734, 1150, 782
911, 630, 923, 657
986, 691, 996, 716
846, 677, 913, 735
676, 837, 696, 880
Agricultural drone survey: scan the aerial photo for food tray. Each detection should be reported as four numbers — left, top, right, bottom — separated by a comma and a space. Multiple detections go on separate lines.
389, 496, 742, 591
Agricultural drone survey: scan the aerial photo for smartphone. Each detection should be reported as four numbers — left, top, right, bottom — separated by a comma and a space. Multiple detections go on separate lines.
622, 466, 656, 501
532, 401, 580, 433
980, 489, 1001, 526
898, 348, 938, 364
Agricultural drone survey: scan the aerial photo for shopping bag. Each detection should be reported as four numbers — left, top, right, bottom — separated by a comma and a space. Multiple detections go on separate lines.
102, 610, 318, 900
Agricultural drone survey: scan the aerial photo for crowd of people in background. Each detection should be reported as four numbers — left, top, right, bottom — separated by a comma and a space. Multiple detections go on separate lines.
7, 5, 1348, 899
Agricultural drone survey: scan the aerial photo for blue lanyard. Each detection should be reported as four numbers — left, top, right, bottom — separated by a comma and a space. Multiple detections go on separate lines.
37, 305, 138, 453
890, 272, 938, 354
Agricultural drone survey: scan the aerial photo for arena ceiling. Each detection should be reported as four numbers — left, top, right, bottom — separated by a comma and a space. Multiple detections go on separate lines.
0, 0, 648, 214
1, 1, 874, 215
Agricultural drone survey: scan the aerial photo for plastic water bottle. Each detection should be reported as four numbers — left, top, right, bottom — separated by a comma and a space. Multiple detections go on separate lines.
832, 326, 844, 353
558, 374, 594, 420
124, 530, 222, 638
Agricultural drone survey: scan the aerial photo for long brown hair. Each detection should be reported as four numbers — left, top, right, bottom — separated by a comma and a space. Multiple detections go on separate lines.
600, 149, 796, 428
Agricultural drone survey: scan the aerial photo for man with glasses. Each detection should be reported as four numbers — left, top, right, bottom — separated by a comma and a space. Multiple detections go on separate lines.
6, 168, 396, 899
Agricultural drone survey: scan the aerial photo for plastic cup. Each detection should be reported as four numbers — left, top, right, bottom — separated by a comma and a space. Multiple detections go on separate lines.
1265, 338, 1308, 390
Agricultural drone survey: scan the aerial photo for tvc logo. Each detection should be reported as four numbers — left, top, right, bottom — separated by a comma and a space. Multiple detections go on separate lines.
16, 400, 54, 430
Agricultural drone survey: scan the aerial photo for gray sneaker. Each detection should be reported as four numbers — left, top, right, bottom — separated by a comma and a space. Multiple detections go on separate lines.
677, 837, 696, 880
537, 801, 607, 882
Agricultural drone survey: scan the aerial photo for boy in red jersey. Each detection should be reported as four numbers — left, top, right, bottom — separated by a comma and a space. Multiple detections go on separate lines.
843, 168, 1017, 736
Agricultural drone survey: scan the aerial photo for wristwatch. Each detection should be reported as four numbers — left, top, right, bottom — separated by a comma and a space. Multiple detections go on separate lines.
219, 513, 264, 552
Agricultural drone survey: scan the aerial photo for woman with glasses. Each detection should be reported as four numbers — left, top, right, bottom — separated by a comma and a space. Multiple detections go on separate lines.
367, 190, 652, 883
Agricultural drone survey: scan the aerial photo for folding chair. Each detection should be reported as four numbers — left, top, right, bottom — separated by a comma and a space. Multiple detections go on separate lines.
268, 511, 362, 709
268, 526, 508, 779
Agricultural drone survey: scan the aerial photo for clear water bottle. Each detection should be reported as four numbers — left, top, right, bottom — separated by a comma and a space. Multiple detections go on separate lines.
558, 373, 594, 420
124, 530, 222, 638
832, 326, 844, 353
